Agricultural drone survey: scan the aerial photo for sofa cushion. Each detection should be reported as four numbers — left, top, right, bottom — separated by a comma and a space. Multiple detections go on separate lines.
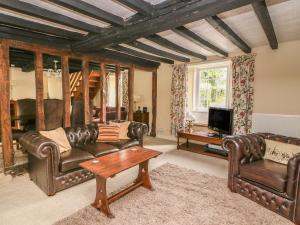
60, 148, 94, 173
81, 143, 119, 157
107, 139, 139, 150
110, 121, 130, 139
240, 159, 287, 193
98, 124, 120, 142
40, 127, 71, 154
264, 139, 300, 165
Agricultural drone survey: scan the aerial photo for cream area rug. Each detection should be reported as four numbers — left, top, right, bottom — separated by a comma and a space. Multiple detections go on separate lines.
54, 164, 292, 225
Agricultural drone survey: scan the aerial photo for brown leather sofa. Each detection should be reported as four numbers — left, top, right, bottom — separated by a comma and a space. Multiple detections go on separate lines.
19, 122, 148, 196
223, 133, 300, 224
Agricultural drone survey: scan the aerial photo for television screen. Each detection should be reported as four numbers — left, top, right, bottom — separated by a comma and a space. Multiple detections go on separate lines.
208, 107, 233, 134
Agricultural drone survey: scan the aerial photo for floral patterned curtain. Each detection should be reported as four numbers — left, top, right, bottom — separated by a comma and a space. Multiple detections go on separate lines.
121, 70, 129, 110
231, 54, 255, 135
170, 64, 188, 135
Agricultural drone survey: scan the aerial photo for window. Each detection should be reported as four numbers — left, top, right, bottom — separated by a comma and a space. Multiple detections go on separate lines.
193, 66, 230, 112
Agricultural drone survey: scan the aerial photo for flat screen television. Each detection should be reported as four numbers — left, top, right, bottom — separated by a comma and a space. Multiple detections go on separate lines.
208, 107, 233, 135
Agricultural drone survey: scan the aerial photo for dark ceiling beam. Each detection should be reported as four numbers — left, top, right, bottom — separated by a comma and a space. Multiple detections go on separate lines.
0, 26, 71, 46
72, 0, 260, 51
172, 26, 228, 57
47, 0, 124, 26
127, 41, 190, 62
110, 45, 174, 64
147, 34, 206, 60
0, 0, 103, 34
115, 0, 154, 16
92, 49, 160, 68
252, 0, 278, 49
0, 14, 84, 41
205, 16, 251, 53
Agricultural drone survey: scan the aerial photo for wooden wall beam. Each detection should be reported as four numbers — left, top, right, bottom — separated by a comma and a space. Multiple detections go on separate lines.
99, 63, 107, 123
150, 70, 157, 137
115, 65, 121, 120
62, 55, 71, 127
128, 65, 135, 121
35, 52, 45, 131
0, 40, 13, 168
82, 59, 90, 125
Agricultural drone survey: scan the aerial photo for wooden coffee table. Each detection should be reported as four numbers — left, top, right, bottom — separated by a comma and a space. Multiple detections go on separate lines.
80, 146, 161, 218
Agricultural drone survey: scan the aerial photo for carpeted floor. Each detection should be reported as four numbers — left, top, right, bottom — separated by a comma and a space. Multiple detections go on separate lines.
54, 164, 292, 225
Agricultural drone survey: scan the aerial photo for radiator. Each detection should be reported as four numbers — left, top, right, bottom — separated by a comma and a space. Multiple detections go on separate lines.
252, 113, 300, 138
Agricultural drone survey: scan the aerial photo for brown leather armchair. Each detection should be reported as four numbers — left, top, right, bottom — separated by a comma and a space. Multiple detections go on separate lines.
223, 133, 300, 224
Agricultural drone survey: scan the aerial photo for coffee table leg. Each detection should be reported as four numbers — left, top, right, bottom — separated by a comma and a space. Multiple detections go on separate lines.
92, 175, 114, 218
136, 160, 153, 190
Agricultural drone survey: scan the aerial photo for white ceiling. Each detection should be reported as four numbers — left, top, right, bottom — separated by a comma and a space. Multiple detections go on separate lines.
4, 0, 300, 60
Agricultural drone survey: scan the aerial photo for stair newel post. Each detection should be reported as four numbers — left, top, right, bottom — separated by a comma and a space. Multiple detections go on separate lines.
82, 58, 90, 125
115, 64, 121, 121
100, 63, 107, 123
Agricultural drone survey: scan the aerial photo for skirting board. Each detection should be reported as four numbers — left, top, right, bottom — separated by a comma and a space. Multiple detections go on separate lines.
252, 113, 300, 138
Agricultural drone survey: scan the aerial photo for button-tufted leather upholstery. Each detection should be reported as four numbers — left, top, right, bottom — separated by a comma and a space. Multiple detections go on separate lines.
223, 133, 300, 224
19, 121, 148, 196
240, 160, 287, 193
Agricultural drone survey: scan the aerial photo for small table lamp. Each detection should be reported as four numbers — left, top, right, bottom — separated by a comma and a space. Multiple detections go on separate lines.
185, 111, 196, 133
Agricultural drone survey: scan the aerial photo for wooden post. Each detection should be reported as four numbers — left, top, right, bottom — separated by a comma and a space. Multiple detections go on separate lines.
62, 55, 70, 127
115, 65, 121, 120
35, 51, 45, 131
128, 65, 134, 121
82, 59, 90, 125
99, 63, 107, 123
0, 40, 14, 168
150, 69, 157, 137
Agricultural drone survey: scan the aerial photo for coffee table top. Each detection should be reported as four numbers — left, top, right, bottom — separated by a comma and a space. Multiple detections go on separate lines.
80, 146, 161, 178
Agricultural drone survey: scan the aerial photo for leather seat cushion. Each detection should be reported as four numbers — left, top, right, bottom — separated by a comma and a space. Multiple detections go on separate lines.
240, 159, 287, 193
60, 148, 94, 173
81, 143, 119, 157
107, 139, 139, 150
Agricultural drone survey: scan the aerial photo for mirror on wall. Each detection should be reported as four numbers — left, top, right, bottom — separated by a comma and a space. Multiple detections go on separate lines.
42, 54, 62, 100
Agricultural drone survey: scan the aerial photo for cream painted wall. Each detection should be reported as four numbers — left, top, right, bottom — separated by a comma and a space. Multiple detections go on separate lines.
251, 40, 300, 115
134, 69, 153, 129
10, 67, 63, 100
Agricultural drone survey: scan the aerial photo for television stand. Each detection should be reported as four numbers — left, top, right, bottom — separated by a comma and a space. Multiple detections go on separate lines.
177, 130, 227, 160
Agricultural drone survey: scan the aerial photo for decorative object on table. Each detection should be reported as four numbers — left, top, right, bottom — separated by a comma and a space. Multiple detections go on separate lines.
136, 106, 142, 113
185, 111, 196, 132
143, 107, 148, 113
133, 95, 142, 111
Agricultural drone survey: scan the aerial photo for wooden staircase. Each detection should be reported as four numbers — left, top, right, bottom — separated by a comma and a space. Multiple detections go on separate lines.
70, 70, 101, 99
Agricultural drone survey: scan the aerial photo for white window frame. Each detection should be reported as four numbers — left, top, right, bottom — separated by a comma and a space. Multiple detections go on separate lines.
192, 61, 232, 113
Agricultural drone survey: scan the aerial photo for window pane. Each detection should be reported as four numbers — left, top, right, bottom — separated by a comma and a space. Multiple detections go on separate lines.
194, 67, 228, 111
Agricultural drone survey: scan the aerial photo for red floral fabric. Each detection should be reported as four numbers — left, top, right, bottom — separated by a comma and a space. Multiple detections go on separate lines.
231, 54, 255, 135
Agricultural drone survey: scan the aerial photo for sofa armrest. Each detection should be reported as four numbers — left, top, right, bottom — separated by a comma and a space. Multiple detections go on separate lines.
19, 131, 60, 161
127, 122, 148, 146
222, 134, 266, 191
286, 154, 300, 199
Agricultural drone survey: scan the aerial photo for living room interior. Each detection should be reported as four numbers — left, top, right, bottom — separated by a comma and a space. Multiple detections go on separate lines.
0, 0, 300, 225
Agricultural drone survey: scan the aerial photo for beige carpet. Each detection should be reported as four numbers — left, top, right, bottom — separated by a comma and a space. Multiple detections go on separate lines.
54, 164, 292, 225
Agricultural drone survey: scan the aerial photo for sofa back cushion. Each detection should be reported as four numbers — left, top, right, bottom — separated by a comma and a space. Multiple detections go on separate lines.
64, 123, 99, 148
40, 127, 71, 154
264, 139, 300, 165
